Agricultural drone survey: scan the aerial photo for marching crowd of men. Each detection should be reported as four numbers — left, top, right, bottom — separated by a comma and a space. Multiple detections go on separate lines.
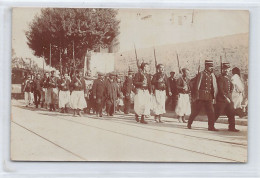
22, 59, 248, 132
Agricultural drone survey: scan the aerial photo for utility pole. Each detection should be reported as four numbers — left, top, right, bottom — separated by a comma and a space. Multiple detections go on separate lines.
49, 43, 52, 66
43, 49, 45, 73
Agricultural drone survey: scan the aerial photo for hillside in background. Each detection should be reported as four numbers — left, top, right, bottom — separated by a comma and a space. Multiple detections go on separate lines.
115, 33, 249, 78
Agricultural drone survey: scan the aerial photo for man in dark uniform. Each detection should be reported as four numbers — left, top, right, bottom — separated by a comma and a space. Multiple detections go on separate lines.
123, 70, 135, 114
167, 71, 177, 111
92, 72, 106, 117
105, 72, 120, 116
215, 62, 239, 132
33, 73, 42, 108
84, 71, 95, 114
187, 60, 218, 131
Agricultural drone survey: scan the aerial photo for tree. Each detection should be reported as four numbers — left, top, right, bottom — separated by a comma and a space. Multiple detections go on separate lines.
26, 8, 120, 73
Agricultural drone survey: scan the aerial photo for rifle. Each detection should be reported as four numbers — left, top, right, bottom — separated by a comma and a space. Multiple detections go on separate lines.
197, 59, 200, 75
220, 55, 223, 74
153, 48, 158, 71
176, 52, 182, 74
134, 44, 139, 70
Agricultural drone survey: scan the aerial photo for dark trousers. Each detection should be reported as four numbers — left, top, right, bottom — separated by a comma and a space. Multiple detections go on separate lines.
124, 97, 131, 114
188, 100, 215, 128
95, 97, 104, 115
106, 99, 115, 116
34, 90, 41, 108
215, 102, 236, 129
166, 94, 177, 111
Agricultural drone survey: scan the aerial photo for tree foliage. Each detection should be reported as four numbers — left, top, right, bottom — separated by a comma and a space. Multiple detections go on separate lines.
26, 8, 120, 72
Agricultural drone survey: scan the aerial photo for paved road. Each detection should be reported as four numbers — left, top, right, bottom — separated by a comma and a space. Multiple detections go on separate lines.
11, 100, 247, 162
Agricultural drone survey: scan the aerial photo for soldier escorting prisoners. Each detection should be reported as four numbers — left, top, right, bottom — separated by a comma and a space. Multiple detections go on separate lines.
187, 60, 218, 131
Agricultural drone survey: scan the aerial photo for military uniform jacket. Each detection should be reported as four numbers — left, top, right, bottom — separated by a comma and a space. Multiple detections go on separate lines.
216, 75, 233, 103
92, 78, 106, 99
133, 72, 152, 93
176, 76, 191, 94
58, 78, 70, 91
70, 76, 85, 91
194, 70, 218, 101
105, 79, 120, 102
151, 73, 170, 94
123, 77, 134, 97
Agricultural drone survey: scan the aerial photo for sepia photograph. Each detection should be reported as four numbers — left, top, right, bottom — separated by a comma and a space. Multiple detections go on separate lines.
11, 8, 249, 162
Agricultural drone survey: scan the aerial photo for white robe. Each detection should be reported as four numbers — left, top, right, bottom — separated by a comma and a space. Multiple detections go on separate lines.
175, 93, 191, 116
231, 74, 244, 109
134, 89, 151, 116
70, 90, 87, 109
152, 90, 166, 115
59, 90, 70, 108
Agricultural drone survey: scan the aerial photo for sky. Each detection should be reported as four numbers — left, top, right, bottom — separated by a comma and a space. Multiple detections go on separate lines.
12, 8, 249, 65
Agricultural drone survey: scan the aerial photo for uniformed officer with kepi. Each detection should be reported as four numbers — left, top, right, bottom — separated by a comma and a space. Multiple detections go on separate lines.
187, 60, 218, 131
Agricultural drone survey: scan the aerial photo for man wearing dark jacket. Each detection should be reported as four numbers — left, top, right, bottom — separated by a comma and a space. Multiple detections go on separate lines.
105, 72, 120, 116
33, 73, 42, 108
167, 71, 177, 111
215, 62, 239, 132
123, 70, 135, 114
92, 72, 106, 117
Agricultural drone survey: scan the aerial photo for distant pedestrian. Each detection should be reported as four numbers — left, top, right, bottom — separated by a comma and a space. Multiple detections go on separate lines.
92, 72, 106, 117
84, 71, 95, 114
105, 72, 120, 116
123, 70, 135, 114
32, 73, 42, 108
23, 75, 34, 107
